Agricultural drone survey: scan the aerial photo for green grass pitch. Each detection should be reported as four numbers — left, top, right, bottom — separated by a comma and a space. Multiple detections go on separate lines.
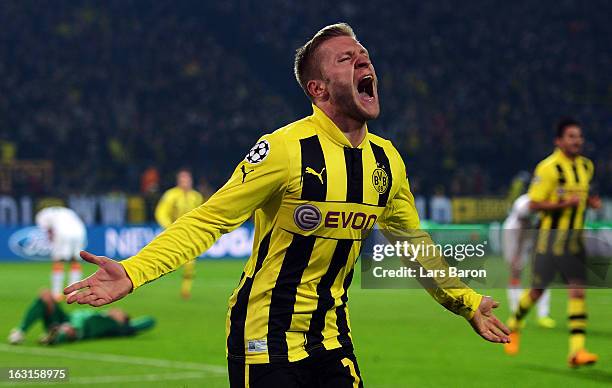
1, 260, 611, 387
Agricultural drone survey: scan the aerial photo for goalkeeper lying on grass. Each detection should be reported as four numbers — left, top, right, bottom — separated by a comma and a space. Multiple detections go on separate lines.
8, 289, 155, 345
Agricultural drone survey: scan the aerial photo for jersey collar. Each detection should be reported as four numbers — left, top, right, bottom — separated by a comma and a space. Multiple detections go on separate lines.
553, 147, 576, 164
310, 104, 370, 149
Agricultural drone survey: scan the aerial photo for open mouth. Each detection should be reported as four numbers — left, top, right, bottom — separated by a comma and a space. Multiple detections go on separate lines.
357, 74, 375, 100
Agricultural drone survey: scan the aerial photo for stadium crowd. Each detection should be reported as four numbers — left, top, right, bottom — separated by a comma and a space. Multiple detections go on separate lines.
2, 0, 610, 197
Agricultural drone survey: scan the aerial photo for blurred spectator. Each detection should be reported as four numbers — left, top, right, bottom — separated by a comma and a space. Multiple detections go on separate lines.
1, 1, 609, 197
0, 140, 16, 163
140, 166, 160, 195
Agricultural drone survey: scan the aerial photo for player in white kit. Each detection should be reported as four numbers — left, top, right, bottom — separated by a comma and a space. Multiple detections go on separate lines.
36, 207, 86, 301
502, 194, 556, 328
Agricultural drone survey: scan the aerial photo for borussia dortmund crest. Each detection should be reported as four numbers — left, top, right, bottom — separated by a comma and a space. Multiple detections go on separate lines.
372, 168, 389, 194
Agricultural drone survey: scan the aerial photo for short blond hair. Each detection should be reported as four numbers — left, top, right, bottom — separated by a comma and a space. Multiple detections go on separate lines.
294, 23, 356, 98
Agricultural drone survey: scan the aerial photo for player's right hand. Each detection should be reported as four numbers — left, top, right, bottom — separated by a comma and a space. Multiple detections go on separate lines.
64, 251, 134, 307
587, 195, 602, 209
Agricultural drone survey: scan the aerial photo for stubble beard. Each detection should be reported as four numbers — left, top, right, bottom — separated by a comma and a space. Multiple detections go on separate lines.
332, 81, 375, 124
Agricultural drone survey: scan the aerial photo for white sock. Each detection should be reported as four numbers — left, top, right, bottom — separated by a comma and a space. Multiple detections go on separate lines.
69, 264, 82, 285
51, 268, 65, 297
537, 289, 551, 318
507, 287, 522, 313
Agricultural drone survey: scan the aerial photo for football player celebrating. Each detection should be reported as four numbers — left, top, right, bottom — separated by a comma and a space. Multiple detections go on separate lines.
66, 23, 509, 387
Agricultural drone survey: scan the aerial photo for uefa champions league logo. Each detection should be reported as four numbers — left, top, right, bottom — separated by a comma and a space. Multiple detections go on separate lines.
8, 227, 52, 260
245, 140, 270, 164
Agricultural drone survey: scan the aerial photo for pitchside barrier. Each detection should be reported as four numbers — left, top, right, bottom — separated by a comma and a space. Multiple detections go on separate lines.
1, 221, 610, 262
1, 223, 255, 262
1, 195, 611, 226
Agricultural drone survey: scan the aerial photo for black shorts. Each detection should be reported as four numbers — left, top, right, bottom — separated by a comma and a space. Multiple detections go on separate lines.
228, 347, 363, 388
532, 251, 587, 288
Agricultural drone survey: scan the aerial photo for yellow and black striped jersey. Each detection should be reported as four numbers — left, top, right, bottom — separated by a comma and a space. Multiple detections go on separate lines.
154, 187, 204, 228
120, 104, 482, 364
528, 148, 594, 255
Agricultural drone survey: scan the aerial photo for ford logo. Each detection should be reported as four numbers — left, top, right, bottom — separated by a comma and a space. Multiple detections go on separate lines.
8, 227, 52, 261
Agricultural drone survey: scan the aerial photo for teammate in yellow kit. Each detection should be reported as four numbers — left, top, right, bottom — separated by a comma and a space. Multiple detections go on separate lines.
65, 23, 509, 387
155, 168, 203, 299
505, 118, 601, 367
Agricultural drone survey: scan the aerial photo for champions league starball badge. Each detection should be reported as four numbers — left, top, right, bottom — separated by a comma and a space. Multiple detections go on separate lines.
245, 140, 270, 164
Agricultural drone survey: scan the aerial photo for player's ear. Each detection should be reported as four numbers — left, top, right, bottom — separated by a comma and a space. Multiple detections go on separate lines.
307, 79, 328, 101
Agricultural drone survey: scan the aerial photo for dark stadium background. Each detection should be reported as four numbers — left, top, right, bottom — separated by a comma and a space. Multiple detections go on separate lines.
2, 0, 610, 199
0, 1, 610, 387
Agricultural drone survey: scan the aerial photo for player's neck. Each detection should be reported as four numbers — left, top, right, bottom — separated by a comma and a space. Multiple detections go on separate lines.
559, 148, 578, 161
318, 104, 366, 147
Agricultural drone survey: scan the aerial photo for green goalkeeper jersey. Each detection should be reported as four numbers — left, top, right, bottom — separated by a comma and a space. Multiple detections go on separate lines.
69, 310, 122, 339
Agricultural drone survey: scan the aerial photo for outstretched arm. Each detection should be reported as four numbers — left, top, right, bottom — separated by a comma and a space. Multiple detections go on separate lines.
65, 134, 290, 306
65, 251, 133, 305
379, 148, 509, 343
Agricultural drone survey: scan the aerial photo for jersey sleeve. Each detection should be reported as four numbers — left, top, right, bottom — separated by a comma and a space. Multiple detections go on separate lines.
377, 155, 420, 231
528, 163, 556, 202
121, 134, 290, 289
154, 191, 175, 228
583, 157, 596, 192
378, 147, 482, 319
584, 158, 594, 178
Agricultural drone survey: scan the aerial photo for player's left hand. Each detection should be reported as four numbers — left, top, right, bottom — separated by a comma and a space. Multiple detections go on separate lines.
468, 296, 511, 343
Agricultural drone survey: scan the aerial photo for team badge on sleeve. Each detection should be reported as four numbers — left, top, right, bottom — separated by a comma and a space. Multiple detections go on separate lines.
245, 140, 270, 164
